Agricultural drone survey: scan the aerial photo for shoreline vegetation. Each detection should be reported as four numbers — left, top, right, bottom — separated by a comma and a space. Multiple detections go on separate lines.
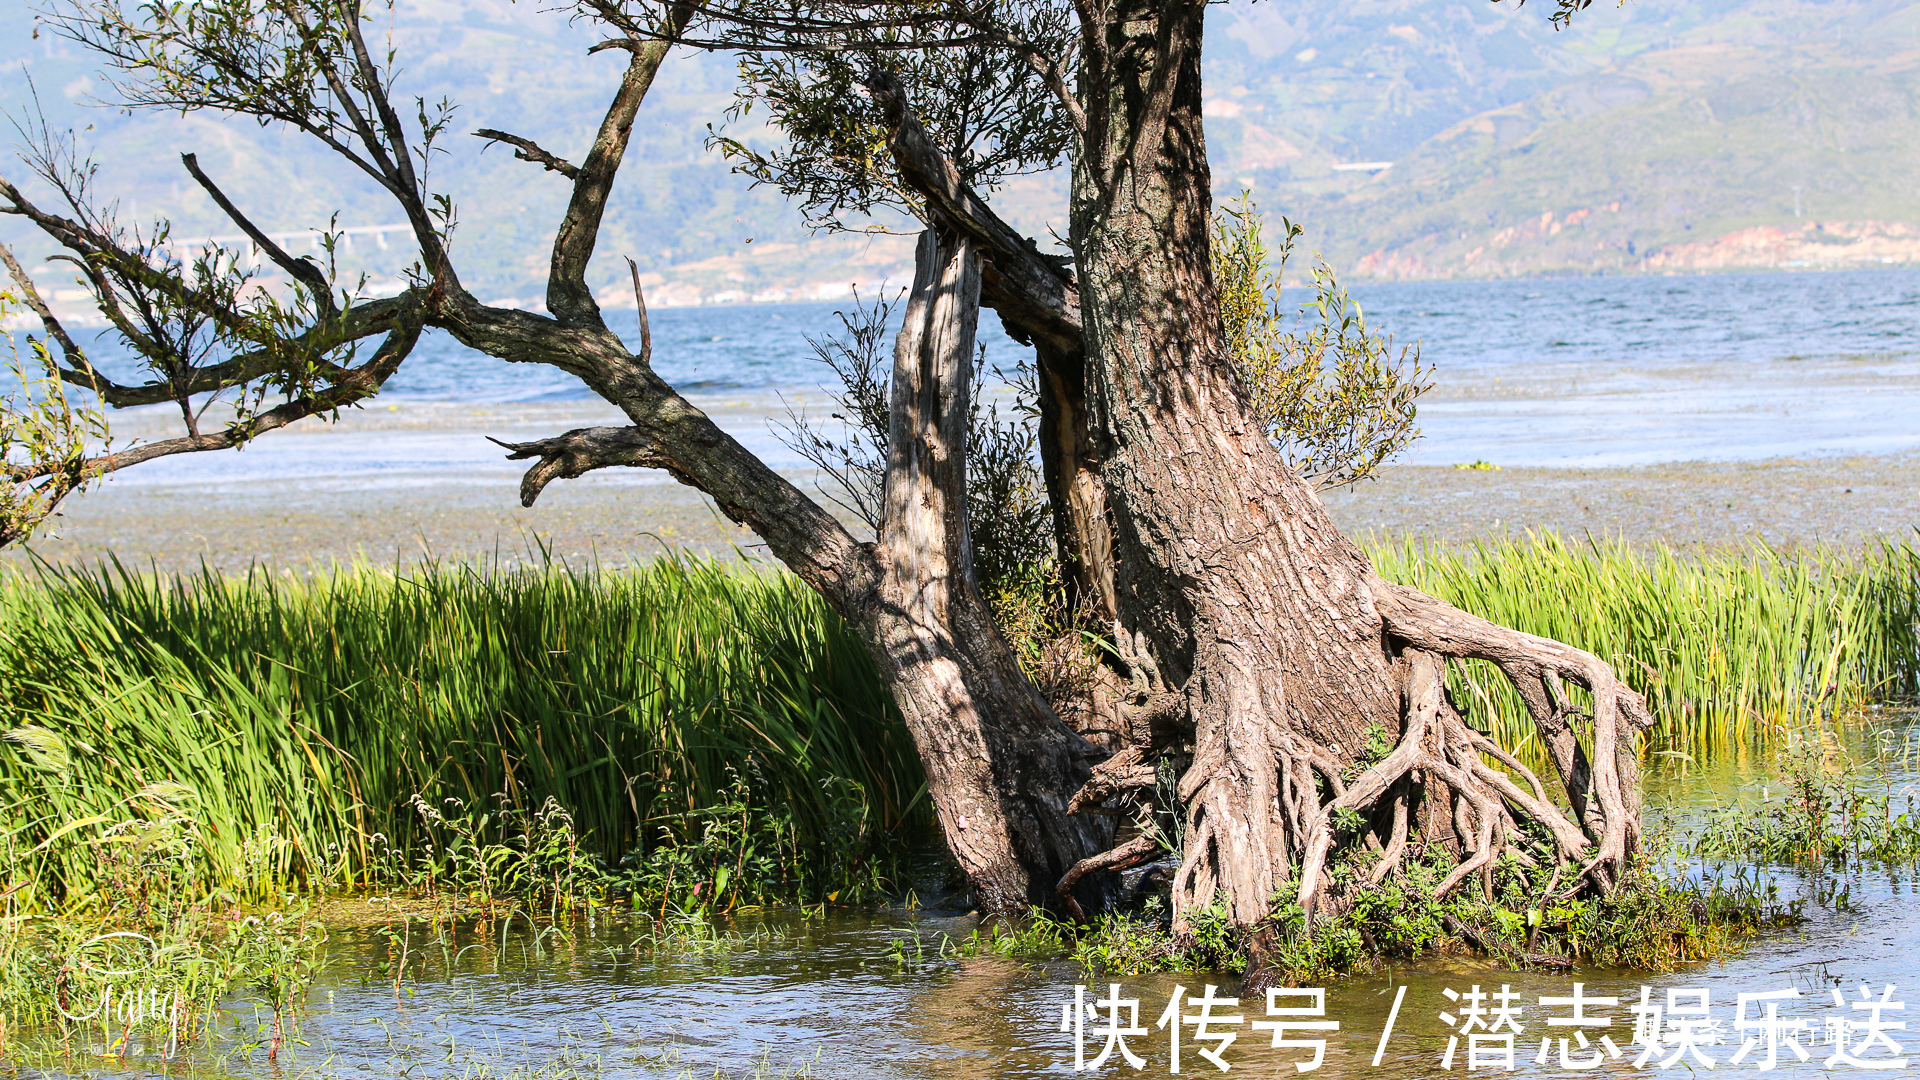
2, 536, 1917, 1056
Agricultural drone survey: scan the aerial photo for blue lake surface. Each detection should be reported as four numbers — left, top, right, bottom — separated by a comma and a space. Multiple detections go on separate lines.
70, 266, 1920, 482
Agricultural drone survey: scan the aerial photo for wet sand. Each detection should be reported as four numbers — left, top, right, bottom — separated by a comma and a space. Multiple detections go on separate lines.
9, 447, 1914, 575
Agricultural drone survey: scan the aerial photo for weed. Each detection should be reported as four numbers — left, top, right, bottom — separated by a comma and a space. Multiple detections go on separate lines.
1694, 719, 1920, 868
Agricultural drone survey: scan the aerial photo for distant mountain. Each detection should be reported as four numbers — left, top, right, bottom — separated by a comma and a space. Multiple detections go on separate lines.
1237, 17, 1920, 279
4, 0, 1917, 309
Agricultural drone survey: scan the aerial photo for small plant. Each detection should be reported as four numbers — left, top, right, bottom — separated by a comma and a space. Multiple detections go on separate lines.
389, 792, 612, 911
939, 913, 1074, 959
922, 835, 1790, 982
1694, 720, 1920, 868
0, 286, 111, 547
1212, 193, 1434, 490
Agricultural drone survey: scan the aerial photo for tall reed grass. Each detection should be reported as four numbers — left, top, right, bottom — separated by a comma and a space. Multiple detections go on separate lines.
1368, 533, 1920, 752
5, 534, 1915, 908
0, 556, 923, 910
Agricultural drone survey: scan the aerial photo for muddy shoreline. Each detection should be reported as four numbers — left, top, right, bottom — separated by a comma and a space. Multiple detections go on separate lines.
9, 450, 1914, 575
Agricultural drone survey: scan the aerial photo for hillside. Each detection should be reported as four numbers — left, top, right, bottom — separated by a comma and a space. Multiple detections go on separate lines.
1278, 41, 1920, 278
3, 0, 1918, 305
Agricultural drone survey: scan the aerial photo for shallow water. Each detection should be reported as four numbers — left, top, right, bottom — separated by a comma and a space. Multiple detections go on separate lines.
16, 716, 1920, 1079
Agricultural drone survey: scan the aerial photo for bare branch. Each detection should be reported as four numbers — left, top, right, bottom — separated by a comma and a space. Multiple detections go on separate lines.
624, 256, 652, 358
474, 129, 582, 179
180, 152, 337, 320
493, 425, 665, 506
548, 0, 704, 323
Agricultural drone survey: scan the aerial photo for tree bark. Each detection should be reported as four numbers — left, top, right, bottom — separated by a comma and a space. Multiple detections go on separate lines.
867, 72, 1116, 623
1033, 340, 1116, 623
1064, 0, 1652, 962
1070, 0, 1400, 939
867, 228, 1114, 911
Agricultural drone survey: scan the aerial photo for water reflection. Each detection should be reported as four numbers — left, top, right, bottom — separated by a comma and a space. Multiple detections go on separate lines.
11, 715, 1919, 1078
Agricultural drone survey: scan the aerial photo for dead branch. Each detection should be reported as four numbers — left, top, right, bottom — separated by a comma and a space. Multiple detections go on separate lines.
492, 425, 669, 506
474, 129, 582, 179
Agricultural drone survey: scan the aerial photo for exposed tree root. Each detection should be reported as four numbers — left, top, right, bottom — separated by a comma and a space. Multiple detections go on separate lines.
1057, 830, 1159, 922
1057, 575, 1656, 939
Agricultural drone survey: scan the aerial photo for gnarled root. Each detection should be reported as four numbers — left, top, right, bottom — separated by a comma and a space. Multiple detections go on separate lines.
1288, 580, 1654, 923
1051, 629, 1196, 917
1057, 830, 1159, 922
1368, 580, 1653, 897
1057, 576, 1654, 941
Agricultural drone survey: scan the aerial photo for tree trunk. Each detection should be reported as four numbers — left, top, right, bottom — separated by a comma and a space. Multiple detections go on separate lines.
1070, 0, 1399, 939
866, 228, 1114, 913
1034, 339, 1116, 624
1064, 0, 1653, 961
864, 72, 1116, 625
464, 63, 1116, 920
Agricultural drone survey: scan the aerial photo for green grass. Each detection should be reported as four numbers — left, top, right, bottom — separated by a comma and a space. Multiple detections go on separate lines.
4, 533, 1916, 912
1367, 533, 1920, 753
0, 554, 925, 911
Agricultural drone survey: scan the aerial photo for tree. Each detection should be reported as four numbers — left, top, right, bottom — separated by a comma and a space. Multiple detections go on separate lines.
3, 0, 1652, 974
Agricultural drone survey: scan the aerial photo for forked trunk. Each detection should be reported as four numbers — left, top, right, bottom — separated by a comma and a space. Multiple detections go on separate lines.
868, 229, 1114, 913
459, 15, 1647, 955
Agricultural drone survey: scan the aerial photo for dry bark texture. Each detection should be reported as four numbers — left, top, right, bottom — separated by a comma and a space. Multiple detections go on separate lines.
866, 229, 1113, 911
867, 73, 1115, 624
1056, 0, 1654, 960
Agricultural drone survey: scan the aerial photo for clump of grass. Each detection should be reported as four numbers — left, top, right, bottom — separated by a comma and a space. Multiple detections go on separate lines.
1255, 849, 1788, 981
0, 554, 926, 910
931, 843, 1790, 982
1369, 533, 1920, 753
0, 729, 324, 1062
1694, 719, 1920, 867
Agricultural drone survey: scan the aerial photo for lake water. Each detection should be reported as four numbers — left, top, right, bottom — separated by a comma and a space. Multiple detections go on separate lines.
14, 715, 1920, 1078
70, 267, 1920, 492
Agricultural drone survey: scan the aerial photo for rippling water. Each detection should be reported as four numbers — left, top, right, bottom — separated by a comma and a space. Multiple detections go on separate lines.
72, 267, 1920, 490
14, 715, 1920, 1079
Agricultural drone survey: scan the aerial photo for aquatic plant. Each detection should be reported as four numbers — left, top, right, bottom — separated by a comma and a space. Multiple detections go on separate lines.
1368, 533, 1920, 752
930, 847, 1788, 982
1693, 717, 1920, 867
5, 536, 1915, 918
0, 554, 925, 910
0, 732, 324, 1061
